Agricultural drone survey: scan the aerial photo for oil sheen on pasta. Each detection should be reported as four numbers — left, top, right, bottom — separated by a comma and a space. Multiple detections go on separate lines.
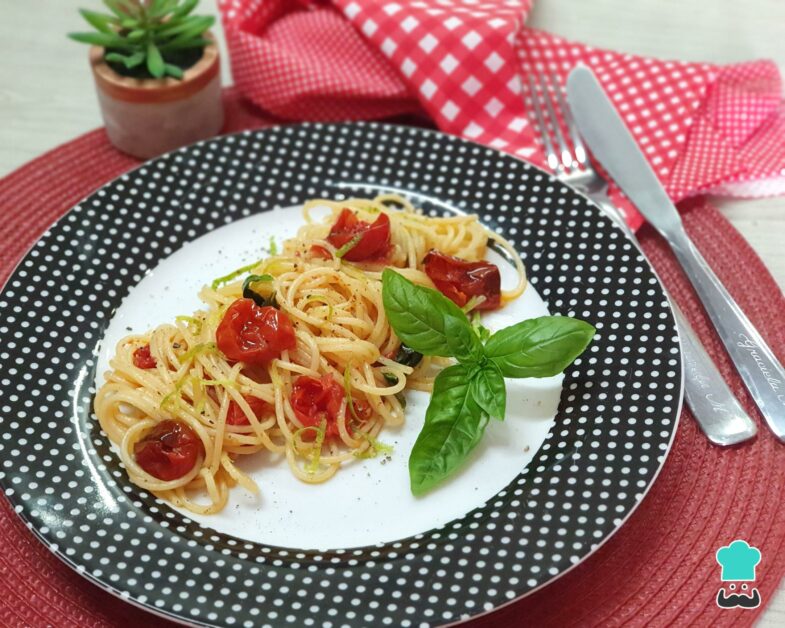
94, 195, 527, 514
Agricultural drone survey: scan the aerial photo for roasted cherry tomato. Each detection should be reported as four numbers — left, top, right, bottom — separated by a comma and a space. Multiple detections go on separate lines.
132, 344, 157, 369
290, 374, 370, 439
422, 250, 501, 310
227, 395, 272, 426
216, 298, 296, 365
134, 420, 202, 481
309, 244, 332, 260
327, 208, 391, 262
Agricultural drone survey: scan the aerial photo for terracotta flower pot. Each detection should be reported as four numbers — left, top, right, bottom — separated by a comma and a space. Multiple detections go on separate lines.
89, 35, 223, 159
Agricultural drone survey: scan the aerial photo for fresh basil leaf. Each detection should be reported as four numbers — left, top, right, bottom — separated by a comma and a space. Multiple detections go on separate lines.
444, 315, 483, 364
382, 269, 475, 359
485, 316, 595, 378
409, 364, 489, 495
470, 311, 491, 343
470, 362, 506, 420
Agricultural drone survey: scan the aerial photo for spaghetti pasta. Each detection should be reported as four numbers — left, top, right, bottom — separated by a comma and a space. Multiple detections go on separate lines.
95, 194, 527, 513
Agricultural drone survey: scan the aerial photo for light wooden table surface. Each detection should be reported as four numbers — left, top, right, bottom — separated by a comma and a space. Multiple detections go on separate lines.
1, 0, 783, 624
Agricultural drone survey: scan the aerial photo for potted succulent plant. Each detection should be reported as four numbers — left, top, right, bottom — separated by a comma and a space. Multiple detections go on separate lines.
69, 0, 223, 159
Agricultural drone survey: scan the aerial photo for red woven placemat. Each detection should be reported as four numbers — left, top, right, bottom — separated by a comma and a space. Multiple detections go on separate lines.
1, 90, 784, 627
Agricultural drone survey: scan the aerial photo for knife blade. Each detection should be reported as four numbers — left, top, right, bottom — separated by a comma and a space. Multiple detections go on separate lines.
566, 64, 785, 442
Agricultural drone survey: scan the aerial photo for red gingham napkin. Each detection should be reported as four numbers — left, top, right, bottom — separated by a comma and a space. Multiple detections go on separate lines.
218, 0, 785, 229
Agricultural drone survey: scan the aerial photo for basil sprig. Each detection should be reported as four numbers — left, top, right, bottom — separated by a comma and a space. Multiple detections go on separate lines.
382, 269, 482, 362
381, 269, 595, 495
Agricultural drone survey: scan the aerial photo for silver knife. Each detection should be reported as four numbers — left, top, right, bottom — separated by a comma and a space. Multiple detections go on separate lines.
567, 65, 785, 442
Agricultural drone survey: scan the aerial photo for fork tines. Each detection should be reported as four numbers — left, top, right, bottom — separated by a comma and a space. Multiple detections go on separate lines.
526, 71, 589, 175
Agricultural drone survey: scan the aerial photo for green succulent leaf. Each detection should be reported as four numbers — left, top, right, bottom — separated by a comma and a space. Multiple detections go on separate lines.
171, 0, 199, 19
78, 9, 117, 33
158, 15, 215, 41
126, 29, 146, 42
164, 63, 185, 79
72, 0, 214, 79
148, 0, 178, 18
120, 17, 139, 29
146, 42, 165, 78
102, 0, 140, 19
159, 36, 211, 51
68, 31, 133, 49
105, 50, 146, 69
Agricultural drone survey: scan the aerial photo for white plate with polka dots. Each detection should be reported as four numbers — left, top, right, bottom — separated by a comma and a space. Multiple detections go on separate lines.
0, 123, 682, 627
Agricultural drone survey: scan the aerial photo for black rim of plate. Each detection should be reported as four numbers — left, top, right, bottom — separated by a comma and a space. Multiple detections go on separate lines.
0, 122, 682, 627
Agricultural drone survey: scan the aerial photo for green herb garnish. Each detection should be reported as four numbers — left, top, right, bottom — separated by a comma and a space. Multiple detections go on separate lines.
393, 344, 423, 368
269, 236, 279, 256
242, 274, 275, 308
160, 374, 195, 410
178, 341, 216, 364
382, 372, 399, 385
210, 259, 263, 290
175, 315, 203, 334
353, 431, 393, 459
381, 269, 595, 496
335, 234, 362, 259
198, 378, 238, 388
307, 421, 327, 474
343, 365, 363, 423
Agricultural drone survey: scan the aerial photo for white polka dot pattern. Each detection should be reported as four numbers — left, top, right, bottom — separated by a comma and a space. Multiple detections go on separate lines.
0, 123, 681, 626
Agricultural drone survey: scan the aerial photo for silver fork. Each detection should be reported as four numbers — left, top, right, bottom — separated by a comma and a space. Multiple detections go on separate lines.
526, 71, 756, 446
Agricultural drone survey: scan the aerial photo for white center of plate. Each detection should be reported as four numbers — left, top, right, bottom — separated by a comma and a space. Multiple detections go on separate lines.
96, 205, 561, 550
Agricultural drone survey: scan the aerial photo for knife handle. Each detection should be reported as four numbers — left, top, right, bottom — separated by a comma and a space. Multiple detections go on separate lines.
668, 227, 785, 441
591, 193, 755, 445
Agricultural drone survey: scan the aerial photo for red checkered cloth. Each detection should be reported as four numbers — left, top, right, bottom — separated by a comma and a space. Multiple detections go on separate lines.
219, 0, 785, 228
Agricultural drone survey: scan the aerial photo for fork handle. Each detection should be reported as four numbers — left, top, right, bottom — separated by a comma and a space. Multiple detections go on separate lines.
677, 306, 757, 445
667, 227, 785, 441
592, 194, 756, 445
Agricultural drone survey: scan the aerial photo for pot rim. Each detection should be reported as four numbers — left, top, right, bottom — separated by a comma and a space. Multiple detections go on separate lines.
89, 31, 220, 103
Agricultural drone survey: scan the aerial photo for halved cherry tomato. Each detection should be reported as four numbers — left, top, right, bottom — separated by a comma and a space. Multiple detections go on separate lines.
134, 420, 203, 481
327, 209, 391, 262
309, 244, 332, 260
216, 298, 296, 365
422, 250, 501, 310
132, 344, 157, 369
290, 374, 370, 439
227, 395, 272, 426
